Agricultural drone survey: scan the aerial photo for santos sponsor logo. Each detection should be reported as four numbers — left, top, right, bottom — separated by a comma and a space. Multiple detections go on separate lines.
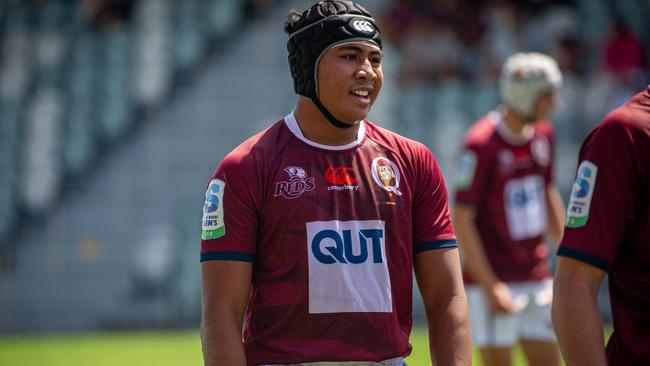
307, 220, 392, 313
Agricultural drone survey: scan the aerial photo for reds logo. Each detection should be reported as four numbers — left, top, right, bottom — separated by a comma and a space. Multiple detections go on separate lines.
274, 166, 315, 199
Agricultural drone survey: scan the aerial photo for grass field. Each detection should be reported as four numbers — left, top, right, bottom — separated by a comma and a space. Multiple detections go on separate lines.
0, 327, 539, 366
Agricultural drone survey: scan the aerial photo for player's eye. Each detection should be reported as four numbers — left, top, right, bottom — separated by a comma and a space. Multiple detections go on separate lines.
341, 54, 357, 61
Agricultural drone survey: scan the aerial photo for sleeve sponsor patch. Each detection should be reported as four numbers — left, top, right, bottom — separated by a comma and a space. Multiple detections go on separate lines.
455, 150, 477, 190
202, 179, 226, 240
565, 160, 598, 228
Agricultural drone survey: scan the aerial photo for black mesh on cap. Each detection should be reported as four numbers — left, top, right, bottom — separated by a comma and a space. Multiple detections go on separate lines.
286, 0, 382, 100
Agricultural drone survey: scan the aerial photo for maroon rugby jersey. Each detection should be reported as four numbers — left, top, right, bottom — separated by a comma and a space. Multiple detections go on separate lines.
200, 112, 457, 365
454, 111, 555, 283
559, 86, 650, 365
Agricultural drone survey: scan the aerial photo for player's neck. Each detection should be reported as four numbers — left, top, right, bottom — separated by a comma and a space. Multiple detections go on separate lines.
293, 99, 361, 146
501, 108, 529, 136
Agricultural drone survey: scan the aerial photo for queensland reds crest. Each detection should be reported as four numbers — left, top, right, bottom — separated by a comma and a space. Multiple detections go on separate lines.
531, 136, 551, 167
371, 157, 402, 196
274, 166, 315, 199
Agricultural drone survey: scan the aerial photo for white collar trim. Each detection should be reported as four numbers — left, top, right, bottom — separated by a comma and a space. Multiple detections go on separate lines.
283, 111, 365, 151
489, 110, 534, 145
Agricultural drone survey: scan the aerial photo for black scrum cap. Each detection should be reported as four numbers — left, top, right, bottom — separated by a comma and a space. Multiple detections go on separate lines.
286, 0, 382, 116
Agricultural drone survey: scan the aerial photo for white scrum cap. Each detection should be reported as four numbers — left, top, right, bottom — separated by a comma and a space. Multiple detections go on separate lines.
500, 52, 563, 119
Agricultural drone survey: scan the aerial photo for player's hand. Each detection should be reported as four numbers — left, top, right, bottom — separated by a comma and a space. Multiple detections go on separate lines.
485, 282, 518, 314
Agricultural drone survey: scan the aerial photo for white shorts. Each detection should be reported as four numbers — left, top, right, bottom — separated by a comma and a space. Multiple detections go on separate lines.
466, 279, 555, 347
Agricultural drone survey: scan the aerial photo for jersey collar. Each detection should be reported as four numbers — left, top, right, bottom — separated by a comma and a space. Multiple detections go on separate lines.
490, 110, 534, 145
283, 111, 366, 151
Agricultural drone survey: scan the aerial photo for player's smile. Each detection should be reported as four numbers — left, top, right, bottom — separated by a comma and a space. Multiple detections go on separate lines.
350, 85, 373, 103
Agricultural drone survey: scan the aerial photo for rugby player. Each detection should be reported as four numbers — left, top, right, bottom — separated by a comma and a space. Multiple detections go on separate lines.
553, 84, 650, 366
452, 52, 565, 366
199, 1, 471, 365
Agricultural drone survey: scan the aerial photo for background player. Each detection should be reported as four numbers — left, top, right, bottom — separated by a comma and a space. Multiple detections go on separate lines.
452, 52, 565, 366
199, 1, 471, 365
553, 84, 650, 365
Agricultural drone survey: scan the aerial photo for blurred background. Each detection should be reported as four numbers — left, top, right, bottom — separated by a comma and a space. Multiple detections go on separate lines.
0, 0, 648, 335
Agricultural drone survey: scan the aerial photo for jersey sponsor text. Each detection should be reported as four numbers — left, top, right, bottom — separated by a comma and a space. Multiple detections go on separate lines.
307, 220, 392, 313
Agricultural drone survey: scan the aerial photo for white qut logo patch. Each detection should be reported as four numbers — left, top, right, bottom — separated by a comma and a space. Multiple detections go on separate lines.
306, 220, 392, 313
504, 175, 547, 240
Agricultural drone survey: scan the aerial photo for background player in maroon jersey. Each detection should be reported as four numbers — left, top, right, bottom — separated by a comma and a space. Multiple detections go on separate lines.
452, 52, 565, 366
553, 85, 650, 366
200, 1, 471, 365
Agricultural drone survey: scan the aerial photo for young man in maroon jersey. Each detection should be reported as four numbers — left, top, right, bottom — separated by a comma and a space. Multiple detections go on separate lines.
199, 1, 471, 365
452, 52, 565, 366
553, 85, 650, 366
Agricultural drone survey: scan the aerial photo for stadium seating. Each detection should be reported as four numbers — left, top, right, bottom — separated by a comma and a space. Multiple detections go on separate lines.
1, 0, 645, 332
0, 0, 247, 251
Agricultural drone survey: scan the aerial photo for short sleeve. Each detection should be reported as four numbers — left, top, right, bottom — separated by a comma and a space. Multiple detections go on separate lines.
200, 155, 259, 262
559, 122, 638, 271
412, 147, 457, 254
453, 143, 491, 207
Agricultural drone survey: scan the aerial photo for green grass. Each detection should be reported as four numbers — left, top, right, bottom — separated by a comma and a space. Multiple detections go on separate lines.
0, 331, 204, 366
0, 326, 607, 365
406, 327, 528, 365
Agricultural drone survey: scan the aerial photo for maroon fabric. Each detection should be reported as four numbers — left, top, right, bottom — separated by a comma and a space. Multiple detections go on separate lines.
559, 86, 650, 365
201, 117, 456, 364
454, 112, 555, 283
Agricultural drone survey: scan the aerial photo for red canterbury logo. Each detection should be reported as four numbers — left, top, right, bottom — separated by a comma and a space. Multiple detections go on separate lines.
325, 166, 358, 185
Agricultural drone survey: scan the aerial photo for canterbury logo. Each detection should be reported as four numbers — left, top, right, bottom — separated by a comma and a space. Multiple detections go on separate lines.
325, 166, 358, 185
352, 20, 374, 33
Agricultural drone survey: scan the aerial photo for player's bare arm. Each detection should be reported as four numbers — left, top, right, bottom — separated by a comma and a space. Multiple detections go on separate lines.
452, 203, 516, 313
552, 256, 607, 366
415, 247, 472, 366
201, 260, 251, 366
545, 183, 565, 246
